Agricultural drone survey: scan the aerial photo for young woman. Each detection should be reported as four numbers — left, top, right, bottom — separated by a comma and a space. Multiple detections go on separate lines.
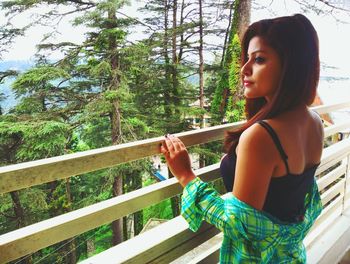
161, 14, 323, 263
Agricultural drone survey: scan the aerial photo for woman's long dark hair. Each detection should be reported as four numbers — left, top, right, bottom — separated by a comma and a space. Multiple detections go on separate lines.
224, 14, 320, 154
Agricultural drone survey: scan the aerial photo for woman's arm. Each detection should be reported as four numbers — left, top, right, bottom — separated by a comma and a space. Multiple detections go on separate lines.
160, 134, 196, 187
160, 135, 236, 234
233, 123, 277, 210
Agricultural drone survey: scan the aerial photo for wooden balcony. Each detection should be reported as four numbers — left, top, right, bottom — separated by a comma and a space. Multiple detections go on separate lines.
1, 101, 350, 264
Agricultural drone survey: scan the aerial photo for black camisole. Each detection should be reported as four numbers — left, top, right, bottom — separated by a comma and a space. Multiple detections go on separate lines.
220, 120, 319, 223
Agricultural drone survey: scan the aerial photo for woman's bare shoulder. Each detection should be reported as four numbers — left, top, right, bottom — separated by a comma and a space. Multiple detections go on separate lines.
310, 109, 324, 134
239, 122, 279, 158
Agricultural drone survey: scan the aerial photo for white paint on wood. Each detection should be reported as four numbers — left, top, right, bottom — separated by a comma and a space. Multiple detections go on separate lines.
304, 195, 343, 248
0, 122, 242, 194
1, 101, 350, 263
317, 164, 346, 191
0, 165, 220, 263
1, 101, 350, 195
307, 208, 350, 264
320, 179, 345, 206
324, 120, 350, 138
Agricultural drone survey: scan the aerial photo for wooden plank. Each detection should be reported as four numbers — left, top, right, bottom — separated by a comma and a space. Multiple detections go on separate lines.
1, 101, 350, 195
2, 138, 350, 262
81, 193, 232, 264
311, 101, 350, 115
316, 164, 346, 191
320, 179, 345, 206
324, 120, 350, 138
0, 164, 221, 264
79, 217, 215, 264
306, 212, 350, 264
189, 237, 221, 264
83, 187, 346, 264
148, 225, 220, 264
1, 101, 350, 263
304, 195, 343, 248
1, 100, 350, 195
196, 247, 220, 264
0, 122, 242, 195
316, 138, 350, 175
344, 187, 350, 212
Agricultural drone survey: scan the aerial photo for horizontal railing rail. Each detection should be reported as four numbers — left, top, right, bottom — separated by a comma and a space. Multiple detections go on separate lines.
0, 122, 243, 195
80, 138, 350, 264
1, 101, 350, 195
1, 101, 350, 263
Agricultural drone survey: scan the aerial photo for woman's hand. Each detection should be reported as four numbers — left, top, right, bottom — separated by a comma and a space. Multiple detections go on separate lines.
160, 134, 196, 187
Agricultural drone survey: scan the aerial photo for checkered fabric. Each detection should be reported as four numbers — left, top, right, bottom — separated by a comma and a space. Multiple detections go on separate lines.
181, 177, 322, 263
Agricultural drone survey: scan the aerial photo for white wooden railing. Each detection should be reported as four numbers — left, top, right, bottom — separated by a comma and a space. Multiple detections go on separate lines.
1, 101, 350, 264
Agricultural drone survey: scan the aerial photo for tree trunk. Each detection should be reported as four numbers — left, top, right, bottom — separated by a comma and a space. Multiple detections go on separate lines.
168, 168, 180, 216
221, 2, 234, 68
163, 0, 172, 117
237, 0, 251, 42
123, 215, 129, 240
10, 191, 33, 264
107, 7, 124, 246
112, 175, 123, 245
198, 0, 206, 168
64, 178, 77, 264
134, 210, 143, 236
10, 191, 26, 228
133, 173, 143, 235
217, 0, 251, 117
178, 0, 185, 62
198, 0, 204, 123
171, 0, 180, 118
87, 239, 95, 257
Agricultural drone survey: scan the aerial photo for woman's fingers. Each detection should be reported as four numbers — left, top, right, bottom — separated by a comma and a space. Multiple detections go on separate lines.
160, 135, 186, 156
162, 135, 173, 153
168, 135, 182, 152
172, 136, 186, 150
160, 143, 169, 156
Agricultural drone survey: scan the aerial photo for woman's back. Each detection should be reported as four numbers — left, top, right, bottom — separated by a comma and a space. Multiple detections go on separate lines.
264, 105, 323, 178
219, 105, 324, 222
162, 14, 324, 263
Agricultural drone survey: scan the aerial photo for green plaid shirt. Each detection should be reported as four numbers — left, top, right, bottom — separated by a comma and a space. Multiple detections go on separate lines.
181, 177, 322, 263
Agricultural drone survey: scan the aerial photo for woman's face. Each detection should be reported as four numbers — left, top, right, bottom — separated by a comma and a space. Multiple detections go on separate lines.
241, 36, 282, 102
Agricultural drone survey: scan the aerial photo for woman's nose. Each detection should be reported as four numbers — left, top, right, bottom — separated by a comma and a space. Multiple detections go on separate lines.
241, 61, 252, 76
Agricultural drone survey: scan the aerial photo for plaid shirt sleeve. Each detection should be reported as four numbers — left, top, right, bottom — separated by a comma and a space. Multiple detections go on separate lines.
181, 177, 323, 263
181, 177, 241, 239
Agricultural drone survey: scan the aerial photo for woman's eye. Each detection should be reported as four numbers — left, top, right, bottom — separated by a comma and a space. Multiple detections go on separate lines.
255, 57, 265, 63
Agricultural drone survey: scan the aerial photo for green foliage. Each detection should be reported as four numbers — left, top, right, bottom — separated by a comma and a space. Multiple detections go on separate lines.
12, 66, 70, 95
228, 34, 241, 95
14, 97, 47, 114
143, 199, 173, 224
80, 117, 111, 149
212, 32, 244, 123
90, 60, 112, 78
225, 34, 245, 123
211, 70, 229, 117
0, 0, 237, 261
0, 119, 69, 162
142, 178, 173, 223
225, 99, 245, 123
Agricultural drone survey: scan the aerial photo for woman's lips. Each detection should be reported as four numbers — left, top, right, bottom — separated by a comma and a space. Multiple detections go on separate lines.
243, 81, 253, 86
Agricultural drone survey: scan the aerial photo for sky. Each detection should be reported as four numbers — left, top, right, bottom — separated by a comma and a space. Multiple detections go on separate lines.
251, 0, 350, 77
1, 0, 350, 77
0, 0, 349, 119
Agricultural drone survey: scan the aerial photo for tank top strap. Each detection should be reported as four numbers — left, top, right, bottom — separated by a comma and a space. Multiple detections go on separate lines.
258, 120, 290, 174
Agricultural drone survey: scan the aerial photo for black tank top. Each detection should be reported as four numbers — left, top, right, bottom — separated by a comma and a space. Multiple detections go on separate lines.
220, 120, 319, 223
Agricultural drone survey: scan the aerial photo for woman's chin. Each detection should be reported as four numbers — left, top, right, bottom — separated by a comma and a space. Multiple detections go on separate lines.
244, 91, 257, 99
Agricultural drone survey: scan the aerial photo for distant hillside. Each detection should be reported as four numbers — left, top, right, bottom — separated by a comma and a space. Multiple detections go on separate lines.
0, 60, 33, 113
0, 60, 349, 114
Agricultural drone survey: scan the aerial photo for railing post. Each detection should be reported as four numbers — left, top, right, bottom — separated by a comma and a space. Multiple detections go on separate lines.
342, 154, 350, 214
